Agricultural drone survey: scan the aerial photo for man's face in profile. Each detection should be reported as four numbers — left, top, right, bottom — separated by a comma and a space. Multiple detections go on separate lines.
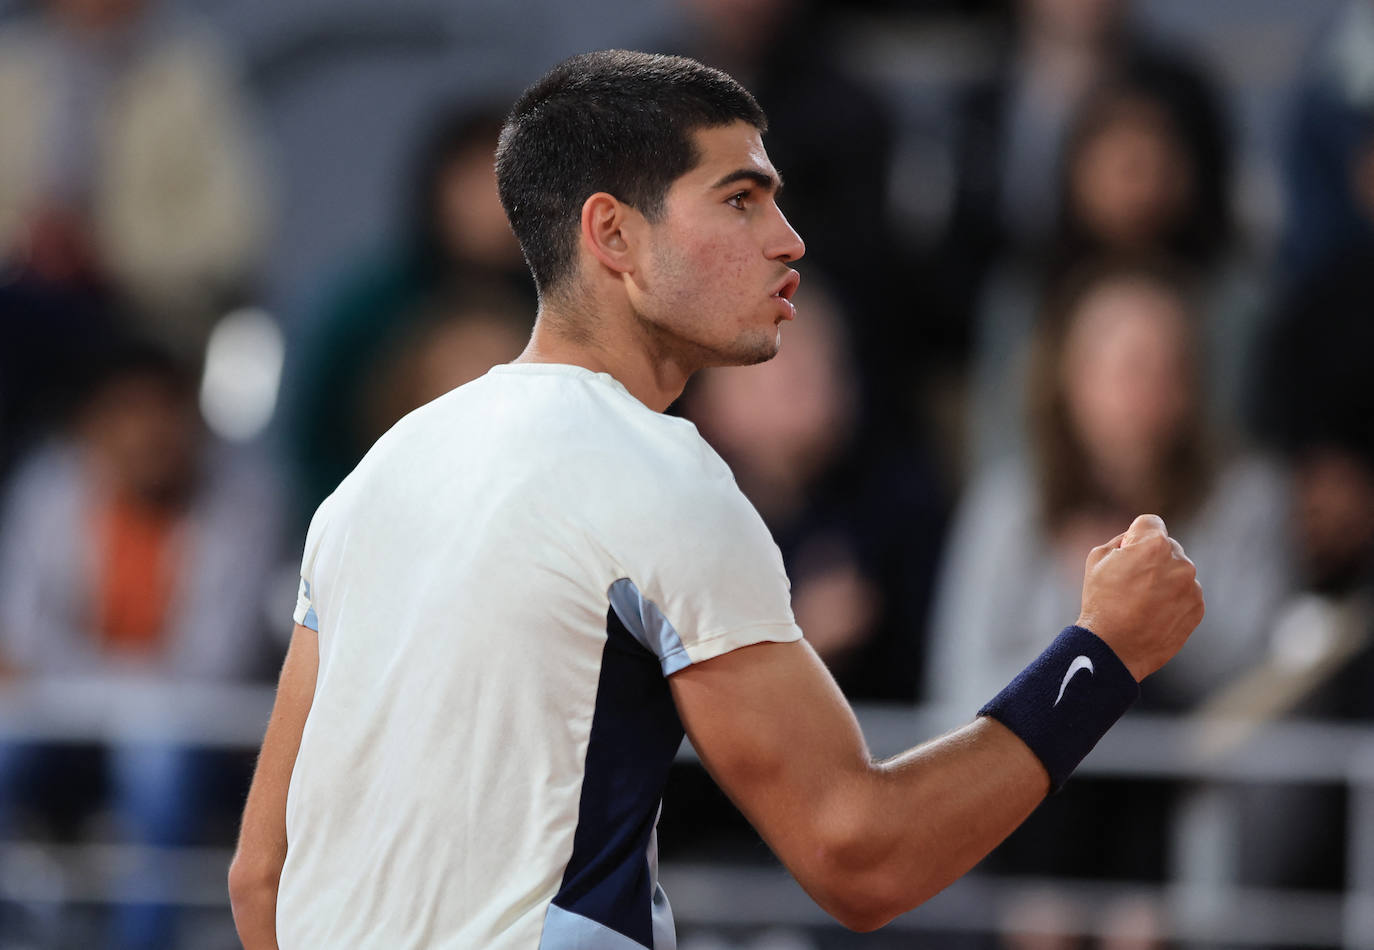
628, 121, 804, 369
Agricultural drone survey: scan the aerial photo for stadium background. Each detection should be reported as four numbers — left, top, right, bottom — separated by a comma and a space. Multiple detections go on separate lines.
0, 0, 1372, 947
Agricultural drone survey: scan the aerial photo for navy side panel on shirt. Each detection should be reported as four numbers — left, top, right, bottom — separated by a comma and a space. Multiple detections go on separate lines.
544, 603, 685, 948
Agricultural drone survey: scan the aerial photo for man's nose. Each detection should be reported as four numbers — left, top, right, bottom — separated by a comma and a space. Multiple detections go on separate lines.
769, 208, 805, 264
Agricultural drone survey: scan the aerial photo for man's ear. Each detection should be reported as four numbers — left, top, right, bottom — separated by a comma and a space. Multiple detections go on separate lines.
579, 192, 640, 277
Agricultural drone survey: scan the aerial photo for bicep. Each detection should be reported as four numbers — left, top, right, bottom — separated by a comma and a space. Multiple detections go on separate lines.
670, 637, 1050, 928
668, 639, 872, 880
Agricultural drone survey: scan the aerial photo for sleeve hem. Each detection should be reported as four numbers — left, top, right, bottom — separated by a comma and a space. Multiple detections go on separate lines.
675, 621, 804, 670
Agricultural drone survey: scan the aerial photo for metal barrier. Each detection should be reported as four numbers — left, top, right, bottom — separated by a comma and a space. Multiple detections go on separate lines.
0, 679, 1371, 946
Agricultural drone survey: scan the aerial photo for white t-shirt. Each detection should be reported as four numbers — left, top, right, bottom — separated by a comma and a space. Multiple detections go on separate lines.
277, 363, 802, 950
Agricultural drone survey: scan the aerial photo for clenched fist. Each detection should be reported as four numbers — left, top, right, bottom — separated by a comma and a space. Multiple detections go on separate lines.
1076, 514, 1205, 682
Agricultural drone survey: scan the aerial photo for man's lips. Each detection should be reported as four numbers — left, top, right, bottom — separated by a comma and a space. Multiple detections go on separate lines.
771, 270, 801, 301
771, 270, 801, 321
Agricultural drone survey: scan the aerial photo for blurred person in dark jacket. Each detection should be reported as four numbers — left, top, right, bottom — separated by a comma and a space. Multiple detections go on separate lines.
358, 284, 533, 449
287, 104, 534, 521
1253, 252, 1374, 723
0, 277, 116, 480
0, 339, 282, 949
1278, 0, 1374, 291
1266, 6, 1374, 635
660, 280, 944, 870
1194, 251, 1374, 918
0, 0, 268, 358
674, 0, 908, 424
683, 281, 945, 702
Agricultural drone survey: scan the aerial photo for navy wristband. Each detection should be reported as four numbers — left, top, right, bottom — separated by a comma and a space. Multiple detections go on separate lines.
978, 625, 1140, 792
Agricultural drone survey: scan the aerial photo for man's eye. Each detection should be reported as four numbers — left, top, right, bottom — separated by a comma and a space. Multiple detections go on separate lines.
727, 192, 748, 209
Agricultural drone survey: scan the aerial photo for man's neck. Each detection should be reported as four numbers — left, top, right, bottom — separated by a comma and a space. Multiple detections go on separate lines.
514, 301, 697, 413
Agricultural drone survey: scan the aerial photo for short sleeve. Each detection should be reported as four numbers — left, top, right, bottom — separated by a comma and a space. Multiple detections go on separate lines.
293, 577, 320, 631
606, 473, 803, 677
291, 495, 333, 632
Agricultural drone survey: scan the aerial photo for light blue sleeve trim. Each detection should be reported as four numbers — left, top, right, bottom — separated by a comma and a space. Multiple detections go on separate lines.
293, 577, 320, 631
539, 903, 651, 950
607, 578, 691, 676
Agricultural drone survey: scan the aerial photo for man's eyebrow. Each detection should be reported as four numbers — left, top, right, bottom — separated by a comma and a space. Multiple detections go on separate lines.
710, 168, 784, 198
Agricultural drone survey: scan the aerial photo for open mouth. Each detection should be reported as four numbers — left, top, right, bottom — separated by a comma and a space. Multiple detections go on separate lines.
771, 270, 801, 320
771, 270, 801, 302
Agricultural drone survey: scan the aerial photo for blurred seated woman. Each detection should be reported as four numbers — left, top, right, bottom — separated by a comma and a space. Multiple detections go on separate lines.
930, 257, 1292, 715
928, 258, 1293, 948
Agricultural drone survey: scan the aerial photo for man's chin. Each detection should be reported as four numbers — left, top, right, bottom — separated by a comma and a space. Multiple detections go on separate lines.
737, 348, 778, 367
723, 329, 782, 367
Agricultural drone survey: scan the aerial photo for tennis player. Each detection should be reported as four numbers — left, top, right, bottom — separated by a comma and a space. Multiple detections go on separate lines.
228, 50, 1204, 949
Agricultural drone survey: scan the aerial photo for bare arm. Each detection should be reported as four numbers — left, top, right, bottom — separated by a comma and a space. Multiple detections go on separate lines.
670, 639, 1046, 931
228, 623, 318, 949
670, 514, 1203, 932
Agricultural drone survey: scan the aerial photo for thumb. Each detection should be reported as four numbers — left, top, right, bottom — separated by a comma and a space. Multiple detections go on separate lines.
1122, 513, 1167, 547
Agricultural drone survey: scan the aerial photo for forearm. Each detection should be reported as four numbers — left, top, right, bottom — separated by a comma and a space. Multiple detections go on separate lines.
797, 627, 1142, 928
814, 717, 1047, 928
228, 863, 281, 950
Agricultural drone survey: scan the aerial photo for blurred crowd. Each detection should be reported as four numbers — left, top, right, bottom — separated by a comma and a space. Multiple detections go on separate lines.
1, 0, 1373, 947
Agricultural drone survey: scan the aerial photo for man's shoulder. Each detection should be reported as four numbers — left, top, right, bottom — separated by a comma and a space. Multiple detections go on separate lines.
355, 366, 739, 518
563, 412, 743, 532
468, 365, 729, 480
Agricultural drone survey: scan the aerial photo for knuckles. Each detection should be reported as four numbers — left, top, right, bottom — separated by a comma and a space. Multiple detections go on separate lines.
1137, 534, 1172, 556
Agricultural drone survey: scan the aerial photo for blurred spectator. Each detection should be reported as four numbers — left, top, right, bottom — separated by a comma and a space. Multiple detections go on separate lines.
0, 339, 281, 948
287, 103, 534, 520
929, 258, 1291, 716
1187, 251, 1374, 908
939, 0, 1230, 365
1278, 0, 1374, 291
683, 281, 945, 701
1253, 251, 1374, 720
967, 72, 1257, 470
1045, 81, 1230, 282
661, 282, 945, 877
0, 0, 268, 358
0, 340, 280, 676
929, 258, 1290, 950
359, 284, 530, 449
0, 277, 117, 479
674, 0, 909, 424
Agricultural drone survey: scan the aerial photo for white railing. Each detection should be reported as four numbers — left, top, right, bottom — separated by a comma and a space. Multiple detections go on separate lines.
0, 679, 1371, 946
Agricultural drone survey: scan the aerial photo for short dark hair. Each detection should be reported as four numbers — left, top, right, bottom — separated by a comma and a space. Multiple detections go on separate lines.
495, 49, 767, 297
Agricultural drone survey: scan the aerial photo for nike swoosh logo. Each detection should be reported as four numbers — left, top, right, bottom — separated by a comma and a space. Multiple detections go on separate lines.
1054, 655, 1095, 707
